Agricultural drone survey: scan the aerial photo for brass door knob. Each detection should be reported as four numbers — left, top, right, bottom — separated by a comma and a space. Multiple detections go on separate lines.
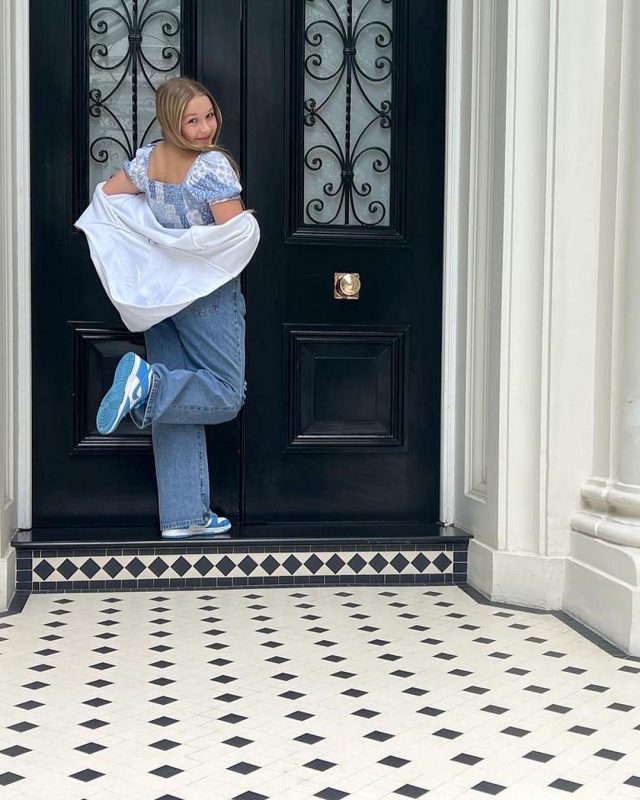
334, 272, 361, 299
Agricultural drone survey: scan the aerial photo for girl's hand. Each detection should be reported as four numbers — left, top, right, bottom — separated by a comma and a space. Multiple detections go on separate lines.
102, 169, 142, 196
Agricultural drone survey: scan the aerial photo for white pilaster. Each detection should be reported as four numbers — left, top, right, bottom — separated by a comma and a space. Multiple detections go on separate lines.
566, 0, 640, 654
0, 0, 31, 610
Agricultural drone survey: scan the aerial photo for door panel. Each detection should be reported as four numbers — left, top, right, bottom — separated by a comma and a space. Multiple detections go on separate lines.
242, 0, 445, 522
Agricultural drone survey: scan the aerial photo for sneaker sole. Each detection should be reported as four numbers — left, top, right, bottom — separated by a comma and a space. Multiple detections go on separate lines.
161, 528, 232, 539
97, 353, 144, 435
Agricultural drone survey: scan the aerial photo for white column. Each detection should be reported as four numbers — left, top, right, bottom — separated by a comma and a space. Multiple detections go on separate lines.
567, 0, 640, 654
0, 0, 31, 610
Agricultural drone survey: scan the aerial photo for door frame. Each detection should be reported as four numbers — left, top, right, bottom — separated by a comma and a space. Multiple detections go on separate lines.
5, 0, 471, 533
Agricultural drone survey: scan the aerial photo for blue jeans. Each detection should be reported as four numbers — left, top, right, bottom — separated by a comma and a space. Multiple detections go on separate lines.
130, 275, 246, 530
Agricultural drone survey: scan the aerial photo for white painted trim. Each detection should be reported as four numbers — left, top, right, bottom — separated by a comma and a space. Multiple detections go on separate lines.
15, 1, 32, 531
440, 0, 466, 525
467, 538, 565, 610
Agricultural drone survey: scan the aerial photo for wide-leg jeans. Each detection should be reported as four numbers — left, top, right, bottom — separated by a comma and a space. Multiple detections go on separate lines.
130, 275, 246, 530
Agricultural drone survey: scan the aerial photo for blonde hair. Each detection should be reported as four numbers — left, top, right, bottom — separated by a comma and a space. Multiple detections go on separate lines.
155, 76, 241, 178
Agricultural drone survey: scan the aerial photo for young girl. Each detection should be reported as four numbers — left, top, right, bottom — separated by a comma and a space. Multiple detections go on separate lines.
96, 77, 248, 540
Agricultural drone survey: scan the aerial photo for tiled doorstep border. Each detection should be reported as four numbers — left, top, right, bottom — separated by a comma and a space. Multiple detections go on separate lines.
15, 541, 468, 593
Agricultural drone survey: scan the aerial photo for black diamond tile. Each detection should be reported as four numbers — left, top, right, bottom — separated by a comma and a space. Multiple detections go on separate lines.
482, 705, 508, 715
150, 765, 184, 778
501, 727, 529, 737
548, 779, 582, 792
331, 671, 355, 679
342, 688, 367, 698
212, 675, 236, 684
472, 781, 505, 795
238, 556, 258, 575
300, 757, 336, 773
608, 702, 634, 711
150, 677, 175, 687
150, 739, 181, 751
79, 718, 109, 730
433, 728, 462, 739
70, 768, 104, 782
233, 793, 268, 800
57, 558, 79, 579
14, 701, 42, 711
379, 756, 410, 768
347, 554, 366, 573
369, 553, 388, 573
417, 706, 444, 717
150, 661, 174, 669
216, 555, 236, 576
568, 725, 596, 736
22, 681, 49, 690
0, 773, 24, 786
260, 555, 279, 575
8, 721, 37, 732
433, 552, 452, 572
314, 790, 348, 800
411, 553, 431, 572
352, 709, 379, 718
325, 554, 345, 574
194, 556, 214, 576
29, 663, 54, 672
364, 730, 394, 742
219, 714, 247, 724
295, 733, 324, 744
171, 556, 191, 577
390, 554, 409, 573
0, 746, 30, 757
125, 557, 145, 577
545, 704, 571, 714
150, 696, 177, 705
103, 558, 124, 578
87, 679, 112, 688
523, 751, 554, 763
452, 753, 483, 766
228, 762, 260, 774
79, 558, 101, 578
75, 742, 107, 754
150, 717, 178, 727
394, 785, 428, 799
33, 560, 55, 581
215, 693, 241, 703
149, 557, 170, 577
594, 748, 624, 760
223, 737, 253, 748
83, 697, 111, 708
279, 690, 305, 700
625, 777, 640, 788
287, 711, 314, 721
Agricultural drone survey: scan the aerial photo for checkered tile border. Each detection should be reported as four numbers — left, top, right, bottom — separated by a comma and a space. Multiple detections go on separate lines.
16, 543, 468, 592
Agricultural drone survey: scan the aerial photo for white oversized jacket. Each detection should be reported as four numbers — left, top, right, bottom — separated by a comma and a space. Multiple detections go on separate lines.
75, 182, 261, 332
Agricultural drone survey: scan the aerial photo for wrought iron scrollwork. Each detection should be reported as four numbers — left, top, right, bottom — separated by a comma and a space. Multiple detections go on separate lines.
304, 0, 393, 227
88, 0, 182, 180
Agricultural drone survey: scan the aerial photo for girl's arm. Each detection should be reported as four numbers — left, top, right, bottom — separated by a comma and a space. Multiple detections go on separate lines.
102, 169, 141, 196
211, 198, 245, 224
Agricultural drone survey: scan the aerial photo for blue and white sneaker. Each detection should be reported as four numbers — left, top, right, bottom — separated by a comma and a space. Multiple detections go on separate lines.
161, 513, 232, 539
96, 352, 153, 435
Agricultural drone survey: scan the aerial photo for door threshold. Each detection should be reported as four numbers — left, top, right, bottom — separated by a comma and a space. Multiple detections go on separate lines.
12, 522, 471, 549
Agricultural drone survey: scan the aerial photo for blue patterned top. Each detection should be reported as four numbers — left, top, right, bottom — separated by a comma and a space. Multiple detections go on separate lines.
123, 143, 242, 229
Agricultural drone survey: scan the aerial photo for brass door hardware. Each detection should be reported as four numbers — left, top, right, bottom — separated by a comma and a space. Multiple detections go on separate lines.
334, 272, 361, 300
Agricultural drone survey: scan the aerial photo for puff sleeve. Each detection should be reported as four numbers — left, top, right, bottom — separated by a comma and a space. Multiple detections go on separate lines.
122, 144, 152, 192
188, 150, 243, 204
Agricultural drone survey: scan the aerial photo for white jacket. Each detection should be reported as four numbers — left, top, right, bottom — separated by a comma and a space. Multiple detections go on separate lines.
74, 182, 261, 332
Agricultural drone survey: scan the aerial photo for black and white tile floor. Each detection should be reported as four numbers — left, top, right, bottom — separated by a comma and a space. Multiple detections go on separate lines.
1, 586, 639, 800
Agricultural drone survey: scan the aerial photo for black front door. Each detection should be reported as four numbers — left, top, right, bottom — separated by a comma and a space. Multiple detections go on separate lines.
30, 0, 446, 534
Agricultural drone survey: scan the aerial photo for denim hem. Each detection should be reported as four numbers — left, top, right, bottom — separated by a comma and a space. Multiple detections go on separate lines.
130, 369, 160, 429
160, 512, 210, 531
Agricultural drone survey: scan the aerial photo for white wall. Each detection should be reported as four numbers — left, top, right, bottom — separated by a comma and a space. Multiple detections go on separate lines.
0, 0, 31, 610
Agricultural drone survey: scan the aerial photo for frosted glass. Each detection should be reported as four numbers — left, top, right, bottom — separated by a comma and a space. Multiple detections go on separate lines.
304, 0, 393, 227
88, 0, 182, 190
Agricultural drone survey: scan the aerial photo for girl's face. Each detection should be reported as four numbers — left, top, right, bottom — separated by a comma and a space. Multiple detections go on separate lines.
180, 94, 218, 146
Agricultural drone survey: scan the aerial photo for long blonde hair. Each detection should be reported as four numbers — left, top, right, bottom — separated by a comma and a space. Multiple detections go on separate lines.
155, 77, 241, 178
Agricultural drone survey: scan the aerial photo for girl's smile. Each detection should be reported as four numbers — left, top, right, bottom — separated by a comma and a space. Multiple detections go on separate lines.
180, 94, 218, 145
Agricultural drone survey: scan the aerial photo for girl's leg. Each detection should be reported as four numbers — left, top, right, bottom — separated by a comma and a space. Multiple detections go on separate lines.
133, 316, 211, 529
133, 276, 246, 428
